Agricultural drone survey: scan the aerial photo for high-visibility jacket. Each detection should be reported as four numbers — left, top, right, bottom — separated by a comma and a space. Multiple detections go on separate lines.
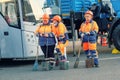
35, 23, 56, 46
52, 22, 69, 55
79, 20, 99, 43
52, 22, 69, 44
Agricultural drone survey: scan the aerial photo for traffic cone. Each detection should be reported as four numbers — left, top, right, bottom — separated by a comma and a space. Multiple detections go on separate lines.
102, 36, 108, 47
112, 48, 120, 54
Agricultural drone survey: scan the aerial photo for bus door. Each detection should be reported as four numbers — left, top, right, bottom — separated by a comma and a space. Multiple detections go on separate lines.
0, 0, 23, 59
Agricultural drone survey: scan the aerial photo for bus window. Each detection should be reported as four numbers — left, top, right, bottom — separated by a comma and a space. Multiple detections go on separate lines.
22, 0, 36, 22
0, 0, 19, 27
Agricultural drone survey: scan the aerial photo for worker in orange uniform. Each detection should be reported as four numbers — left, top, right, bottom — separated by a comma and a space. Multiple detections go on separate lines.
79, 10, 99, 67
35, 13, 56, 60
52, 15, 69, 61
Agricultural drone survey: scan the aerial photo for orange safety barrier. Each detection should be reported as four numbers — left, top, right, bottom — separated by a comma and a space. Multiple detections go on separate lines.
101, 36, 108, 47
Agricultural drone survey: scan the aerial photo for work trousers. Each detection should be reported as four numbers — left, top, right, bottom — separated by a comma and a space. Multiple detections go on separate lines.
83, 42, 99, 65
41, 45, 55, 58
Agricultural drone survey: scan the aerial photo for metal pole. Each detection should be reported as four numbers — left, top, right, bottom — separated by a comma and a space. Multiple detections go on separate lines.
73, 24, 76, 56
70, 11, 76, 56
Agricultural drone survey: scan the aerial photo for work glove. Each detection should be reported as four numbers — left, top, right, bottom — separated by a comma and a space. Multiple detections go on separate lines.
81, 33, 84, 38
85, 32, 90, 35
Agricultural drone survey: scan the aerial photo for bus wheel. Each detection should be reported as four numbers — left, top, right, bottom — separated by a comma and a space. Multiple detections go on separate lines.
112, 25, 120, 51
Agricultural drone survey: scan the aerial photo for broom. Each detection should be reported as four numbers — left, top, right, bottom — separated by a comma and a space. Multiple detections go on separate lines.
73, 39, 82, 68
33, 34, 39, 71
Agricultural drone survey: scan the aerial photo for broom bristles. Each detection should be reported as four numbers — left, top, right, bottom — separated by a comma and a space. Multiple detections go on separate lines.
73, 57, 79, 68
73, 39, 82, 68
33, 60, 39, 71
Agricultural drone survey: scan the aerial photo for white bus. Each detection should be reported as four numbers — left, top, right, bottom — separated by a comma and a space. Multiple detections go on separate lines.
0, 0, 60, 59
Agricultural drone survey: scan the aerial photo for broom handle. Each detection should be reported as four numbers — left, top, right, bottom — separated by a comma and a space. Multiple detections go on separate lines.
34, 33, 39, 60
36, 43, 39, 60
77, 39, 82, 58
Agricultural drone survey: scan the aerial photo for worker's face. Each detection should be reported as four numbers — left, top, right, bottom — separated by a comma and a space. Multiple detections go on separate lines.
43, 19, 49, 24
84, 14, 93, 23
52, 20, 58, 27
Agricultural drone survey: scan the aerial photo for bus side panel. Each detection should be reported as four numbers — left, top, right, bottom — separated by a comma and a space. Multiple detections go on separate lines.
22, 31, 43, 57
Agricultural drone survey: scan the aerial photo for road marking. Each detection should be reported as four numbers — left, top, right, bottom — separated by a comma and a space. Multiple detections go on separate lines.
99, 56, 120, 61
79, 57, 120, 62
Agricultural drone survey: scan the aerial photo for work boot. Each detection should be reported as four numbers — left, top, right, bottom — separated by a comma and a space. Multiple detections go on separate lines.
49, 61, 55, 70
94, 64, 99, 68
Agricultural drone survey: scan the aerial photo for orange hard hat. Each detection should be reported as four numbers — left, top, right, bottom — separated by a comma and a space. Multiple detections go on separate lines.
52, 15, 61, 22
42, 13, 50, 20
85, 10, 93, 16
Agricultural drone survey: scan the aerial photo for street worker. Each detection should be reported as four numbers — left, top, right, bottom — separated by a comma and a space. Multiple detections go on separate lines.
35, 13, 56, 61
79, 10, 99, 67
52, 15, 69, 61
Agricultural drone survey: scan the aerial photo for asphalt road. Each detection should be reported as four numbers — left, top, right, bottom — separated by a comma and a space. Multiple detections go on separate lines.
0, 52, 120, 80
